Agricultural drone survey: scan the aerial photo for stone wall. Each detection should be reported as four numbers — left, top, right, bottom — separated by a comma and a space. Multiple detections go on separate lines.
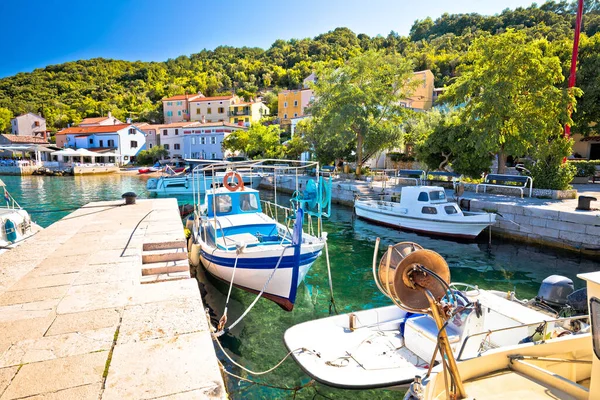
0, 166, 36, 175
463, 198, 600, 255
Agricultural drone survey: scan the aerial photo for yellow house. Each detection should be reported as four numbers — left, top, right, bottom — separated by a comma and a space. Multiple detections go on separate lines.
278, 89, 314, 124
229, 101, 270, 126
400, 70, 435, 110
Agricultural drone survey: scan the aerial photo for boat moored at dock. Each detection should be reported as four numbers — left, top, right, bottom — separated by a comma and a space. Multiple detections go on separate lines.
0, 178, 41, 252
354, 186, 496, 239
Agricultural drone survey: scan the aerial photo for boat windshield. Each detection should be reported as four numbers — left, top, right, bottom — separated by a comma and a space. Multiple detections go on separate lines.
430, 190, 446, 201
216, 195, 232, 214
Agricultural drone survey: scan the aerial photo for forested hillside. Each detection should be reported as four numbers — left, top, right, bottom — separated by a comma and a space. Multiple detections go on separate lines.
0, 0, 598, 132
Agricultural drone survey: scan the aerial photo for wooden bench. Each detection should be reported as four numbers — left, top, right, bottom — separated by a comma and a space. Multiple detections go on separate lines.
397, 169, 425, 186
476, 174, 533, 198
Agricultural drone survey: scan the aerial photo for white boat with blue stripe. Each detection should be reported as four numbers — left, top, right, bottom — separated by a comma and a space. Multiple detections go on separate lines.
194, 183, 325, 311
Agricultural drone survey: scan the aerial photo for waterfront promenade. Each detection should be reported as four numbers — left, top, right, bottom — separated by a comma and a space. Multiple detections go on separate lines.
0, 198, 225, 399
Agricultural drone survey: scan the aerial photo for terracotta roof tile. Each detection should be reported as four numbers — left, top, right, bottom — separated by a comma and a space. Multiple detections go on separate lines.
189, 96, 234, 103
162, 94, 202, 102
56, 124, 133, 135
80, 116, 110, 125
0, 134, 49, 144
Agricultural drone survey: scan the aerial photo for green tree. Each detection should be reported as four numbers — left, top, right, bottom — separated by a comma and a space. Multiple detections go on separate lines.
223, 123, 284, 159
136, 145, 169, 165
309, 50, 415, 175
441, 29, 580, 174
0, 107, 13, 132
284, 134, 309, 160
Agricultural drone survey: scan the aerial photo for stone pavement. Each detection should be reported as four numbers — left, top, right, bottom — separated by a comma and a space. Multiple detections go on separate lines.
0, 199, 226, 399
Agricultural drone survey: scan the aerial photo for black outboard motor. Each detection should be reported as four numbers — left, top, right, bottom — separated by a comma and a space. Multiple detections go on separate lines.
537, 275, 574, 308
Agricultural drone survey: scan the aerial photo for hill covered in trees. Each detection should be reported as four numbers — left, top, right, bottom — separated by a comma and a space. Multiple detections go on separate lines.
0, 0, 598, 132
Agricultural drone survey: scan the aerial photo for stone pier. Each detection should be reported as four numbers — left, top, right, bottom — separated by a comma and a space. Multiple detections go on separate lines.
0, 198, 226, 399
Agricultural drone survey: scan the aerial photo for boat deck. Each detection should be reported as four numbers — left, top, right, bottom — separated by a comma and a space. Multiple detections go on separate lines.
463, 370, 580, 400
0, 198, 226, 399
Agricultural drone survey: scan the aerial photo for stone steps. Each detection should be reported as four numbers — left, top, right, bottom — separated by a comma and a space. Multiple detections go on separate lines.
141, 259, 190, 276
141, 240, 190, 284
142, 247, 188, 264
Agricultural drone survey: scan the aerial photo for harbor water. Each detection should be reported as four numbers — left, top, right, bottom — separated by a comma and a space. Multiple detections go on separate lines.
4, 174, 599, 399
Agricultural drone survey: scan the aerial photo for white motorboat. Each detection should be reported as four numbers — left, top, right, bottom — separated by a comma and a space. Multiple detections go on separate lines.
284, 241, 586, 390
189, 160, 332, 311
354, 186, 495, 239
405, 270, 600, 400
0, 179, 42, 252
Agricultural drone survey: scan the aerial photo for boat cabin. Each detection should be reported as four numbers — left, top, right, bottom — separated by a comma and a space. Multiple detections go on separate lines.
205, 188, 284, 250
206, 187, 263, 218
397, 186, 461, 216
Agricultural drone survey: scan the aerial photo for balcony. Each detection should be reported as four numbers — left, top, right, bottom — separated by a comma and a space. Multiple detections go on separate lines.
228, 109, 251, 117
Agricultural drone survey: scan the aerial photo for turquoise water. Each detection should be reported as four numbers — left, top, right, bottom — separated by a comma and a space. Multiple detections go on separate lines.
3, 175, 599, 399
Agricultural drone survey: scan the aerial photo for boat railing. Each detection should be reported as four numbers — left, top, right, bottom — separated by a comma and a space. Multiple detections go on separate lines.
0, 187, 21, 210
456, 314, 590, 361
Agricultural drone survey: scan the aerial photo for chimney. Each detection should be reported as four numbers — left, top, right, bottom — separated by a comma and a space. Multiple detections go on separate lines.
108, 111, 112, 118
201, 115, 206, 124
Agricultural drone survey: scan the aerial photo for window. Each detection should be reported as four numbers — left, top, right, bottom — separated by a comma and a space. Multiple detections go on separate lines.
430, 191, 446, 201
417, 192, 429, 202
129, 128, 136, 135
192, 137, 196, 145
240, 194, 259, 211
422, 207, 437, 214
211, 152, 217, 159
591, 297, 600, 360
176, 101, 182, 106
175, 129, 179, 135
284, 102, 288, 108
445, 205, 458, 215
167, 111, 173, 117
177, 111, 181, 116
107, 139, 115, 147
196, 108, 201, 115
234, 118, 238, 123
131, 141, 138, 148
216, 195, 232, 214
284, 114, 288, 119
149, 144, 153, 149
89, 138, 93, 144
207, 108, 212, 114
163, 130, 168, 136
174, 143, 180, 150
294, 100, 298, 107
192, 152, 199, 158
210, 137, 216, 144
201, 137, 206, 145
245, 118, 249, 123
99, 140, 104, 147
218, 107, 224, 113
294, 113, 298, 118
164, 144, 170, 150
167, 102, 172, 106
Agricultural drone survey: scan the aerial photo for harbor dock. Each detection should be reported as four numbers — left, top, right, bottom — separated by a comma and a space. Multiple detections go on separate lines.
0, 198, 226, 399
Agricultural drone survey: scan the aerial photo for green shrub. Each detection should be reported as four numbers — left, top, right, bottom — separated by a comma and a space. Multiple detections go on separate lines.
568, 160, 597, 177
388, 152, 415, 163
529, 162, 576, 190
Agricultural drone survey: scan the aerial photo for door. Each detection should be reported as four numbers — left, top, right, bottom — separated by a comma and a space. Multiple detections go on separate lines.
590, 143, 600, 160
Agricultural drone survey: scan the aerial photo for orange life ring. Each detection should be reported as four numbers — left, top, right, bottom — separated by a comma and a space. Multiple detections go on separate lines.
223, 171, 244, 191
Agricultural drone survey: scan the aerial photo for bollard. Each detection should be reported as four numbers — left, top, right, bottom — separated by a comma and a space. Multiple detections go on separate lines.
121, 192, 137, 205
576, 195, 597, 211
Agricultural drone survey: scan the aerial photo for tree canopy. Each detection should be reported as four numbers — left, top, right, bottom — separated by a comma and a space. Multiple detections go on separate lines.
223, 123, 285, 159
307, 50, 415, 174
0, 107, 12, 132
441, 29, 580, 173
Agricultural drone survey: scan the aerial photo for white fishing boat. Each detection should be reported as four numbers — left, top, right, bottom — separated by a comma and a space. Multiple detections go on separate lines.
0, 179, 42, 252
284, 241, 587, 390
189, 160, 332, 312
354, 186, 495, 239
405, 270, 600, 400
146, 159, 264, 196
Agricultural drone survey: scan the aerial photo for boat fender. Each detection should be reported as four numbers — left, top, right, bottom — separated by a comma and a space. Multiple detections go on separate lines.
474, 300, 482, 318
4, 218, 17, 243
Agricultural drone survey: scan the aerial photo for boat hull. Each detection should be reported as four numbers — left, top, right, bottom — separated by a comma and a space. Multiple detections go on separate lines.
199, 241, 323, 311
354, 201, 493, 239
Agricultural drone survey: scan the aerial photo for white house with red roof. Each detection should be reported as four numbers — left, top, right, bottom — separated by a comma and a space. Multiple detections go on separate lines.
182, 122, 246, 160
56, 124, 146, 164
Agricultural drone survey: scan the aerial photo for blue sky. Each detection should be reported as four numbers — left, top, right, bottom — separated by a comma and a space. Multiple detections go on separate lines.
1, 0, 538, 78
